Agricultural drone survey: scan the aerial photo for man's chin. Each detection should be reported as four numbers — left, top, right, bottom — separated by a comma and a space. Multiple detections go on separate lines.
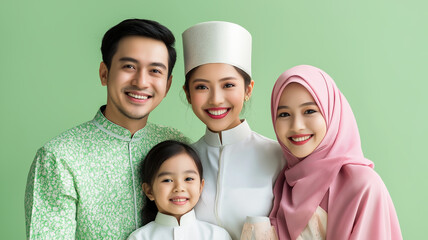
123, 112, 149, 121
119, 108, 150, 121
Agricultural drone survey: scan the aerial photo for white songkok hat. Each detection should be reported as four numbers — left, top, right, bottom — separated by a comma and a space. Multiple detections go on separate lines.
182, 21, 252, 77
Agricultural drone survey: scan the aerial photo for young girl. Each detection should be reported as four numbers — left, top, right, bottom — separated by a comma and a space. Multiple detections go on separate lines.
269, 65, 402, 239
182, 21, 285, 240
127, 140, 231, 240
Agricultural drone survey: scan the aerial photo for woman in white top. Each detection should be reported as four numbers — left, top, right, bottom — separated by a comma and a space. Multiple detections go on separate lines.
182, 21, 285, 240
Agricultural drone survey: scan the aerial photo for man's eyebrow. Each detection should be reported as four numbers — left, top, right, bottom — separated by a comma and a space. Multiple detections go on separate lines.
118, 58, 167, 70
150, 62, 167, 70
119, 57, 138, 63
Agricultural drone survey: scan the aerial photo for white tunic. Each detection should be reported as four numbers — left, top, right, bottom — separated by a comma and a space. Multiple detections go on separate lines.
127, 210, 231, 240
193, 120, 285, 240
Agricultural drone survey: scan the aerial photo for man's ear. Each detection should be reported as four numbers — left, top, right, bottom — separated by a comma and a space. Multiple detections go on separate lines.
183, 85, 191, 104
99, 62, 108, 86
142, 183, 155, 201
164, 75, 173, 97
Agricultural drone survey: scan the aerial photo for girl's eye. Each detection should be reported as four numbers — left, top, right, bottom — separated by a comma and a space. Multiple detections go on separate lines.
185, 177, 194, 181
195, 85, 208, 90
305, 109, 317, 114
277, 112, 290, 118
161, 179, 173, 183
224, 83, 234, 88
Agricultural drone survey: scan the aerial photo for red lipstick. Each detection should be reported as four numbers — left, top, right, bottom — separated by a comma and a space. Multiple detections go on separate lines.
205, 108, 230, 119
288, 134, 313, 145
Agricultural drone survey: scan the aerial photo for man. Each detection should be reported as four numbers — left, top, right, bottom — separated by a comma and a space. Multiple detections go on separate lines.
25, 19, 188, 239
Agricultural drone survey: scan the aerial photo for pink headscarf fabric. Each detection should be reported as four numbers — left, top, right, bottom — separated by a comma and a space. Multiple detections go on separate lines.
269, 65, 402, 239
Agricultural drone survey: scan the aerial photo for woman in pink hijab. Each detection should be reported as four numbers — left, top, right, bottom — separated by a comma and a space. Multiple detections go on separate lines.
269, 65, 402, 240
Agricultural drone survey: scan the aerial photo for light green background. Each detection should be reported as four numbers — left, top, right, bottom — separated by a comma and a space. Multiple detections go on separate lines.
1, 0, 426, 238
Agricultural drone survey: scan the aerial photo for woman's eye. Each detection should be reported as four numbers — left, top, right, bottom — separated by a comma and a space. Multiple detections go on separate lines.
195, 85, 208, 90
224, 83, 234, 88
305, 109, 316, 114
278, 112, 290, 118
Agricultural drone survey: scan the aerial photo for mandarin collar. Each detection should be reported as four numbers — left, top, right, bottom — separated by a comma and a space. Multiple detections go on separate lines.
203, 120, 251, 147
92, 105, 151, 140
155, 209, 196, 227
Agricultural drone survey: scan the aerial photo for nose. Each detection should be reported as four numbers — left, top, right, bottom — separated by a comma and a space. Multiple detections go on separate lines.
290, 115, 305, 131
132, 69, 150, 89
208, 86, 224, 105
173, 181, 185, 192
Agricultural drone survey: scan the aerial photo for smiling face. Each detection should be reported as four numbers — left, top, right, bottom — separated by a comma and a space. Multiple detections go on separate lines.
185, 63, 253, 133
275, 83, 327, 159
143, 152, 204, 221
99, 36, 171, 132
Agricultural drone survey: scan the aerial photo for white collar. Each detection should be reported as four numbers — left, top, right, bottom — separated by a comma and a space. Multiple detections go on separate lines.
155, 209, 196, 227
203, 120, 251, 147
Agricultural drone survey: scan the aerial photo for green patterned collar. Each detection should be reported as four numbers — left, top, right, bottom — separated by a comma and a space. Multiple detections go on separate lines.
92, 106, 152, 140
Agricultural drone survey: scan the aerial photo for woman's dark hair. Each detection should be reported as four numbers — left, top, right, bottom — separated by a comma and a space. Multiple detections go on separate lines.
101, 18, 176, 78
141, 140, 203, 225
183, 65, 252, 100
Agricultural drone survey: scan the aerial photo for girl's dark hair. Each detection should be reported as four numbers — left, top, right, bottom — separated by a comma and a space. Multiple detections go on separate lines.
183, 65, 251, 98
141, 140, 203, 225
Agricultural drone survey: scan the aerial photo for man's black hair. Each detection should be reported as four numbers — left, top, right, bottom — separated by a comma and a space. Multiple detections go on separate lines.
101, 19, 176, 78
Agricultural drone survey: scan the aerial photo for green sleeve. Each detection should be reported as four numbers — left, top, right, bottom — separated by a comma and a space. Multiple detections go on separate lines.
163, 126, 193, 144
25, 147, 77, 239
176, 132, 193, 145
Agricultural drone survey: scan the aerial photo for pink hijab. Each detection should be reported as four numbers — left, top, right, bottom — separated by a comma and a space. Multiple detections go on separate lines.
269, 65, 401, 239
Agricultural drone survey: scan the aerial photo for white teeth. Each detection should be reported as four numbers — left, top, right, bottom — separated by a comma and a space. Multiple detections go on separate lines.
172, 198, 187, 202
291, 136, 311, 142
208, 109, 227, 115
128, 93, 148, 100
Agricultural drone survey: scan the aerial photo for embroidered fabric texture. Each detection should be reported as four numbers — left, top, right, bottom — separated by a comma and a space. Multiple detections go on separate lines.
241, 222, 278, 240
297, 206, 327, 240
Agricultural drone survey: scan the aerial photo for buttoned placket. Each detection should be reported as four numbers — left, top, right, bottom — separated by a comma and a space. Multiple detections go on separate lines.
93, 108, 145, 230
128, 137, 138, 229
215, 145, 224, 227
201, 120, 252, 236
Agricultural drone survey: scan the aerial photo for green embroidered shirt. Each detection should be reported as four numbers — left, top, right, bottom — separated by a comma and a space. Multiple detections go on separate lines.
25, 107, 190, 239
